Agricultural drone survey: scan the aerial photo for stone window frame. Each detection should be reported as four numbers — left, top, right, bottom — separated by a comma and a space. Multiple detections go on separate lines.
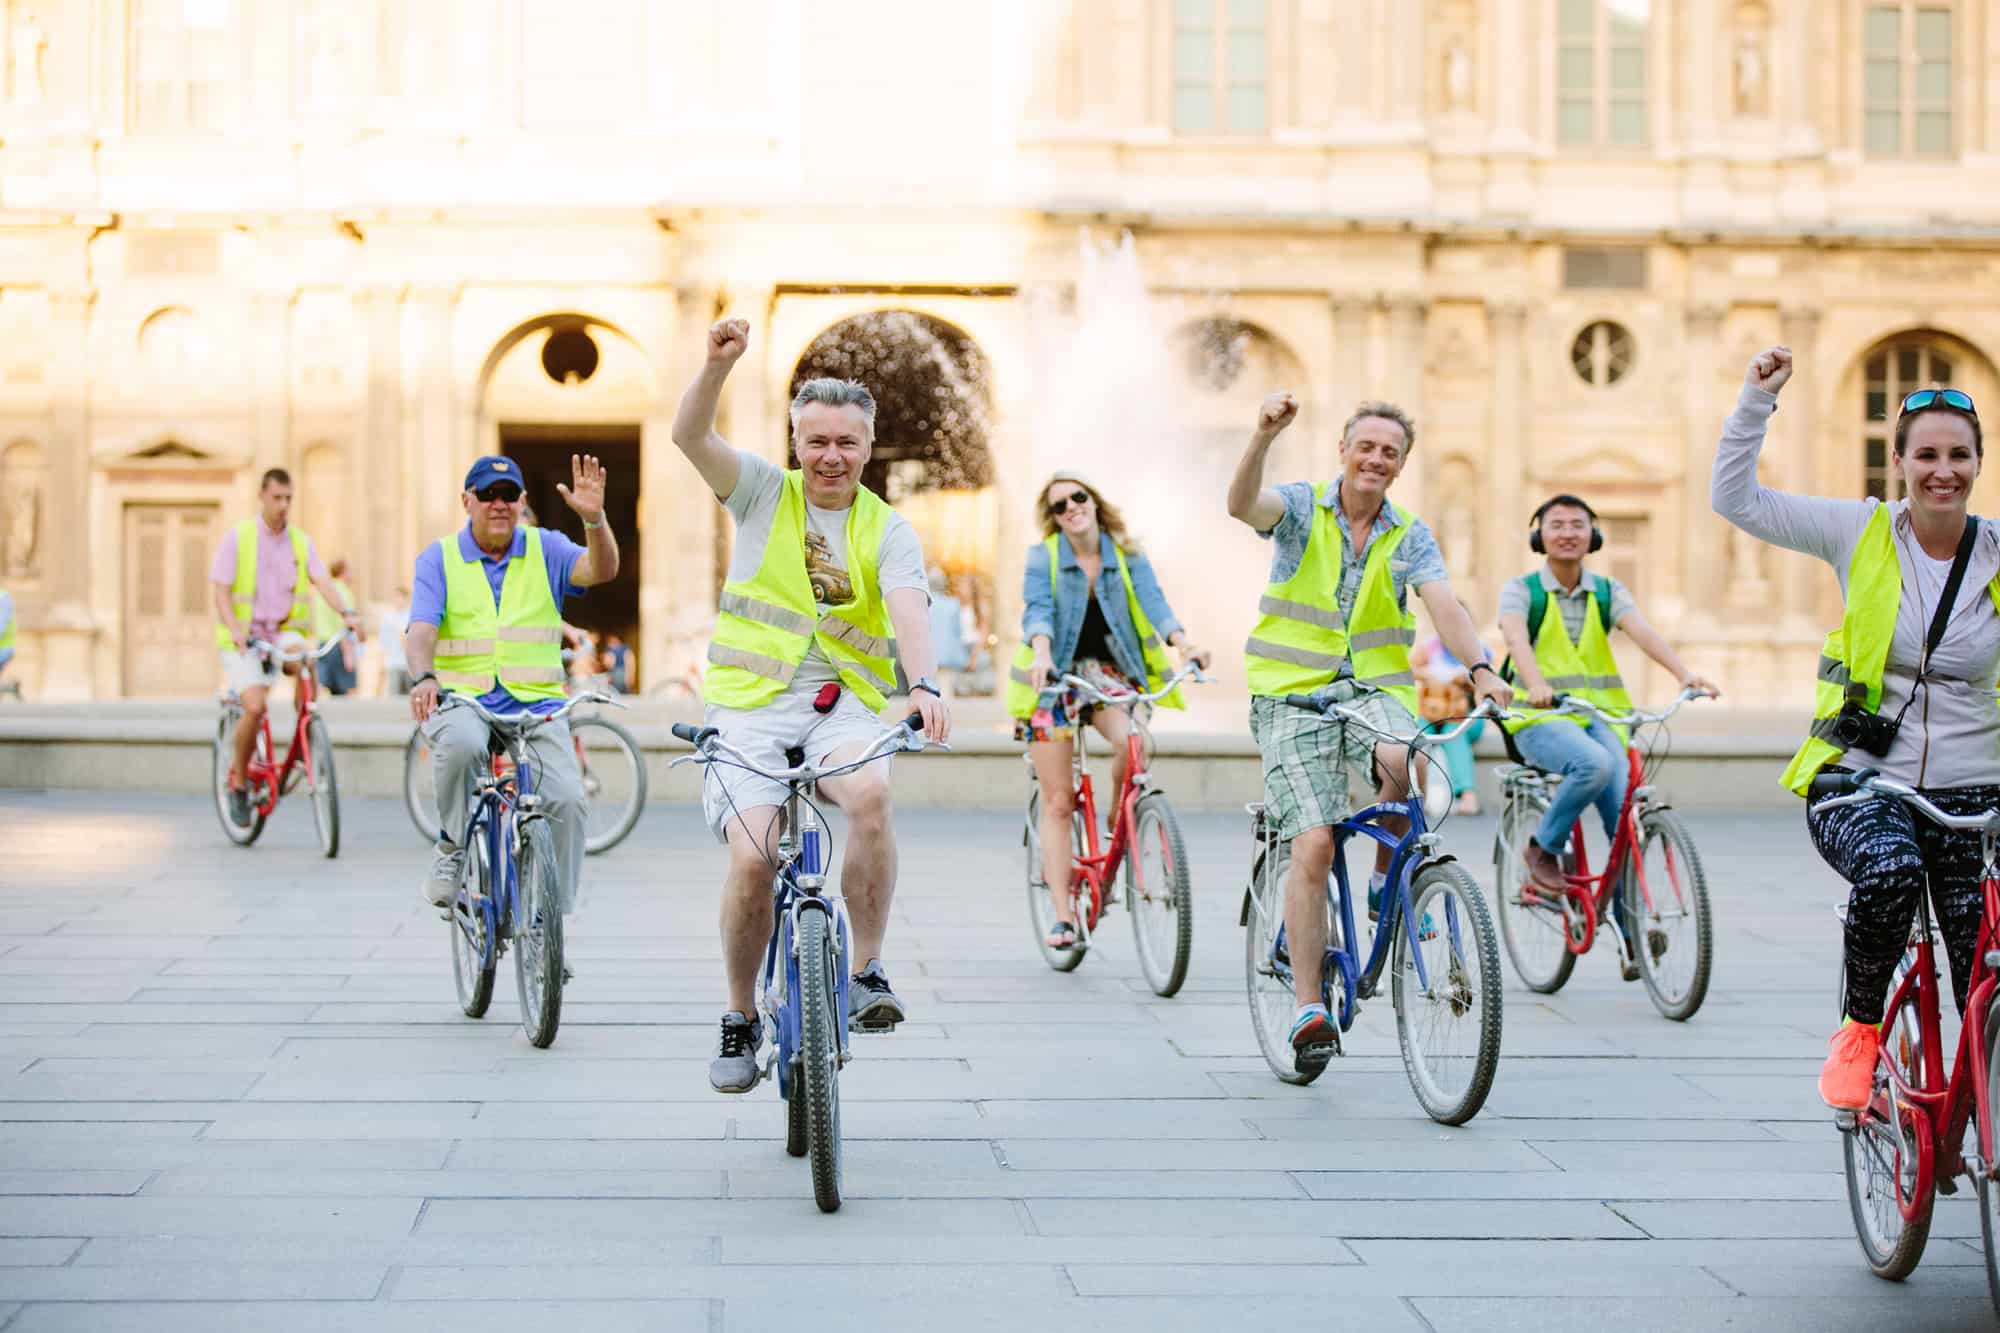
1554, 0, 1650, 150
1862, 1, 1956, 159
1166, 0, 1275, 137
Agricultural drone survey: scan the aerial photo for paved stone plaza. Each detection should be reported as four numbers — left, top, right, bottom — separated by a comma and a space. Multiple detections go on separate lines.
0, 787, 1995, 1331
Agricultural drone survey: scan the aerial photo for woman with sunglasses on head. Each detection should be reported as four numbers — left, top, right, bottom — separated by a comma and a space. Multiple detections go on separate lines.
1714, 345, 1999, 1112
1006, 473, 1210, 951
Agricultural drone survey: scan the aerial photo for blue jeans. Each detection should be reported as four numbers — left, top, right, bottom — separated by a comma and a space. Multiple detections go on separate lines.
1513, 717, 1626, 854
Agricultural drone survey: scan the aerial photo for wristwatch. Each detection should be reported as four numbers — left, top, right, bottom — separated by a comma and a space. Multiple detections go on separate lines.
910, 677, 943, 698
1469, 662, 1499, 680
412, 672, 438, 689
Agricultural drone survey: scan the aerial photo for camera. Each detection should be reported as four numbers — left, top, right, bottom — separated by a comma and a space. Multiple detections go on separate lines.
1831, 703, 1899, 757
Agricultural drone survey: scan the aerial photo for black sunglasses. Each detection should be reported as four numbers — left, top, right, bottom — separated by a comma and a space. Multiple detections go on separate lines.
1047, 489, 1091, 517
1900, 388, 1977, 418
473, 483, 523, 504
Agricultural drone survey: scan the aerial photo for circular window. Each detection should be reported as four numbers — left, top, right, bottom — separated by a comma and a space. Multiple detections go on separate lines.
1570, 321, 1635, 387
541, 327, 599, 385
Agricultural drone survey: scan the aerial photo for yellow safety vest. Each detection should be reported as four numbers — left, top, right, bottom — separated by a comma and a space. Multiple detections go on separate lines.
434, 526, 567, 703
1782, 505, 2000, 795
1004, 535, 1183, 719
1500, 575, 1632, 739
705, 471, 900, 712
213, 519, 312, 649
0, 591, 14, 653
1244, 484, 1418, 713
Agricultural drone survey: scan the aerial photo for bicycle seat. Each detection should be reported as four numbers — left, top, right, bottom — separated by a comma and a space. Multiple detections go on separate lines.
784, 745, 806, 770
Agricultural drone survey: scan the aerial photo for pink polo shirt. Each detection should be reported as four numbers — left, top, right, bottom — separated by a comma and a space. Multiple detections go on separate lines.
208, 520, 330, 641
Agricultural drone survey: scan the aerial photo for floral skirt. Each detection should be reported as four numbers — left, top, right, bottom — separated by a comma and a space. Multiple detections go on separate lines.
1013, 658, 1143, 744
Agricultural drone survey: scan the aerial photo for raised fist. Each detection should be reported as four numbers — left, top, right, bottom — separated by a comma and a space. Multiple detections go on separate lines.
1257, 392, 1299, 436
1746, 345, 1793, 395
708, 318, 750, 366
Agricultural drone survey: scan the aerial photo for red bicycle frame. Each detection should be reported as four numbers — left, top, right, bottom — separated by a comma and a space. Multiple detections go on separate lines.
1056, 728, 1153, 934
241, 660, 325, 819
1536, 741, 1689, 956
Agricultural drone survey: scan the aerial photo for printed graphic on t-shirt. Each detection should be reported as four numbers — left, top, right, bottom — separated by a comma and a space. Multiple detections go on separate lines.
804, 529, 854, 608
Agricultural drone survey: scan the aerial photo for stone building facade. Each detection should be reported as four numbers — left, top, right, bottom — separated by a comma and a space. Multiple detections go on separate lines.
1, 0, 1997, 708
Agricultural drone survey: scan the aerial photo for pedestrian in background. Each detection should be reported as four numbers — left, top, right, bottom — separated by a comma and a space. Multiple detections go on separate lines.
379, 585, 412, 694
928, 565, 968, 695
313, 557, 359, 696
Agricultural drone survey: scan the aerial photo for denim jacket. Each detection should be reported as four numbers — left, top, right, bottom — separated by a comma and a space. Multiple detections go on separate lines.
1020, 532, 1183, 682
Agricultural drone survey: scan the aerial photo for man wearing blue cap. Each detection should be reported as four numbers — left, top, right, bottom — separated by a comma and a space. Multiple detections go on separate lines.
404, 453, 620, 923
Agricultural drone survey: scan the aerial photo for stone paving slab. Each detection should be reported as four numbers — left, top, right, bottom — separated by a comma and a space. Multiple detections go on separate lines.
0, 790, 1988, 1329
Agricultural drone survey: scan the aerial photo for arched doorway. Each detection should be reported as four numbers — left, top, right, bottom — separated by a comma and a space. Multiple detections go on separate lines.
481, 315, 654, 688
789, 311, 999, 688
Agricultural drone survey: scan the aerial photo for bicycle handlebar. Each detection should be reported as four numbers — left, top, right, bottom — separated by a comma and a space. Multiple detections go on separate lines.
248, 631, 353, 665
440, 690, 615, 738
1542, 685, 1713, 729
672, 711, 939, 784
1052, 662, 1209, 709
1281, 687, 1511, 746
1808, 767, 2000, 833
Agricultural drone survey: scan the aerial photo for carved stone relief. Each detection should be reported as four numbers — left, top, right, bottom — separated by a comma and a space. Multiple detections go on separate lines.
0, 440, 44, 578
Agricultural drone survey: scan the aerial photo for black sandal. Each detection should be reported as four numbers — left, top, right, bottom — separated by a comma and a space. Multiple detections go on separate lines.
1046, 922, 1078, 951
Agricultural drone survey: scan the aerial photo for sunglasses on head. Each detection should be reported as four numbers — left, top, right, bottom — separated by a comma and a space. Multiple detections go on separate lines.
1047, 489, 1091, 517
1900, 388, 1978, 418
473, 483, 523, 504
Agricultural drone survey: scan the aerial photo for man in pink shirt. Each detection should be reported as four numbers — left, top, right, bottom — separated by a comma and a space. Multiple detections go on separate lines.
207, 467, 360, 826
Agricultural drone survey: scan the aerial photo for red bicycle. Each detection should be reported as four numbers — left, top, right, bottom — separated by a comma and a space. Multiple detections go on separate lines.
210, 633, 346, 856
1811, 768, 2000, 1310
1024, 665, 1204, 997
1491, 688, 1714, 1020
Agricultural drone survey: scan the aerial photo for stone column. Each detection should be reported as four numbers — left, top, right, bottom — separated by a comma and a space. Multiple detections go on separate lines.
1776, 303, 1822, 636
42, 285, 97, 699
360, 285, 404, 603
1385, 295, 1428, 517
1485, 302, 1526, 599
650, 281, 726, 692
407, 285, 457, 564
247, 288, 291, 484
1682, 304, 1726, 637
1386, 0, 1423, 126
1489, 0, 1531, 148
1327, 294, 1369, 477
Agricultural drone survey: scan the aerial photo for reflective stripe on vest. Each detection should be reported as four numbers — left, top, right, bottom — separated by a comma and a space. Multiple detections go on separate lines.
433, 527, 567, 703
1500, 574, 1631, 737
1781, 505, 2000, 795
1004, 536, 1184, 720
1243, 484, 1418, 713
704, 471, 901, 712
213, 519, 312, 650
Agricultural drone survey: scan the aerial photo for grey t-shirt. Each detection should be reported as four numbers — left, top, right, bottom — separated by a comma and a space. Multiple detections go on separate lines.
1497, 568, 1638, 643
1712, 384, 2000, 789
723, 452, 929, 689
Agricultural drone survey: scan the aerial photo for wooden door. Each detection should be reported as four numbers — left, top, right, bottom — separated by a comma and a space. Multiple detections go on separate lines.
123, 504, 222, 697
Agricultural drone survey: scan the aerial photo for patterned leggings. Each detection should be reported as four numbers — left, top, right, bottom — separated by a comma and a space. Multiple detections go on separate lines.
1807, 772, 2000, 1024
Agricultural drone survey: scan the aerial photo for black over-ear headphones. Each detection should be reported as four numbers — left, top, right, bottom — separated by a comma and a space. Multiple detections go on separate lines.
1529, 493, 1603, 555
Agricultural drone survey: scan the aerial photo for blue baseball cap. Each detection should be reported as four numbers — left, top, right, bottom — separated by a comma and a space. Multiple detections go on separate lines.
463, 456, 522, 493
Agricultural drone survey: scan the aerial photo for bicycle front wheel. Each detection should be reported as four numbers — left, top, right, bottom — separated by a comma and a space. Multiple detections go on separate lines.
1243, 840, 1323, 1086
450, 834, 496, 1019
1493, 787, 1572, 993
1981, 1012, 2000, 1315
796, 908, 843, 1212
307, 716, 340, 859
212, 712, 266, 847
575, 716, 647, 854
1844, 987, 1935, 1279
1392, 860, 1503, 1126
1025, 789, 1087, 972
1126, 792, 1193, 998
1626, 809, 1712, 1021
403, 725, 442, 845
514, 821, 565, 1049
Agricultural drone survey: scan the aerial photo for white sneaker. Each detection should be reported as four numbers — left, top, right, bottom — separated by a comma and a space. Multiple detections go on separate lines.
424, 844, 467, 908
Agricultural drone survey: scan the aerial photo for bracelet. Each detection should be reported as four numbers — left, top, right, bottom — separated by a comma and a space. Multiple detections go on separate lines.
412, 672, 437, 688
1469, 662, 1498, 679
583, 518, 604, 530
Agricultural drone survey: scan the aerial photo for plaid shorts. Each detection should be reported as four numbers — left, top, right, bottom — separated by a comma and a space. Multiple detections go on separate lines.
1249, 683, 1420, 842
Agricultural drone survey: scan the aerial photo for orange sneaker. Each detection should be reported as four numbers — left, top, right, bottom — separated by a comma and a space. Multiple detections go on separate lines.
1818, 1020, 1881, 1112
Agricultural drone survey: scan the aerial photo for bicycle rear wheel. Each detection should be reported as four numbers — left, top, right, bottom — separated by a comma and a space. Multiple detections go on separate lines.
514, 821, 565, 1048
1244, 840, 1324, 1086
575, 716, 647, 854
403, 725, 442, 845
1844, 988, 1935, 1279
1627, 808, 1712, 1021
1392, 860, 1503, 1126
1025, 789, 1087, 972
212, 712, 267, 847
307, 716, 340, 859
1127, 792, 1193, 998
451, 834, 496, 1019
796, 908, 843, 1212
1493, 786, 1573, 993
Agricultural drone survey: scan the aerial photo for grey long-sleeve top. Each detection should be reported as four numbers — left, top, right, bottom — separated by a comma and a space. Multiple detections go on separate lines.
1711, 384, 2000, 789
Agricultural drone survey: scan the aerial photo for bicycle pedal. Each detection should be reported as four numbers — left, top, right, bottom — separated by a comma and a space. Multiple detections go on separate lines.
850, 1019, 898, 1035
1293, 1040, 1338, 1075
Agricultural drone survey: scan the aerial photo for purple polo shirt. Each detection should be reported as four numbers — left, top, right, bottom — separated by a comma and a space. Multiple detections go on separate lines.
411, 523, 587, 717
207, 520, 330, 641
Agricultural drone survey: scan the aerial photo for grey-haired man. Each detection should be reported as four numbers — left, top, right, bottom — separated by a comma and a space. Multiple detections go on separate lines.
671, 317, 951, 1094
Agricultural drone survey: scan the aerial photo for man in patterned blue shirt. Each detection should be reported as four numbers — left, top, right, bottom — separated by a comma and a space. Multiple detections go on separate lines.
1228, 393, 1509, 1075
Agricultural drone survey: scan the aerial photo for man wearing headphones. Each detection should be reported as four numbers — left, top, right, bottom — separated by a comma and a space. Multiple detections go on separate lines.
1497, 496, 1720, 933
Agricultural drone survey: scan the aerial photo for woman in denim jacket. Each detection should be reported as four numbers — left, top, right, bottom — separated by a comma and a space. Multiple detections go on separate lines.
1010, 472, 1208, 950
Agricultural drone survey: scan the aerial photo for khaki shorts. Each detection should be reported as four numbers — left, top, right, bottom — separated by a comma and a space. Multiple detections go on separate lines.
218, 631, 307, 696
700, 681, 893, 843
1249, 683, 1419, 842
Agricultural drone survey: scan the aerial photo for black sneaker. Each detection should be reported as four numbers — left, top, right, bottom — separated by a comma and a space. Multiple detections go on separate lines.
708, 1012, 762, 1093
227, 785, 252, 827
847, 960, 906, 1032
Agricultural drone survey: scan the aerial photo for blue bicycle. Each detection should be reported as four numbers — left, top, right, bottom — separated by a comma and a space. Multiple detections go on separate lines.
1240, 689, 1506, 1124
674, 713, 936, 1212
442, 691, 612, 1049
